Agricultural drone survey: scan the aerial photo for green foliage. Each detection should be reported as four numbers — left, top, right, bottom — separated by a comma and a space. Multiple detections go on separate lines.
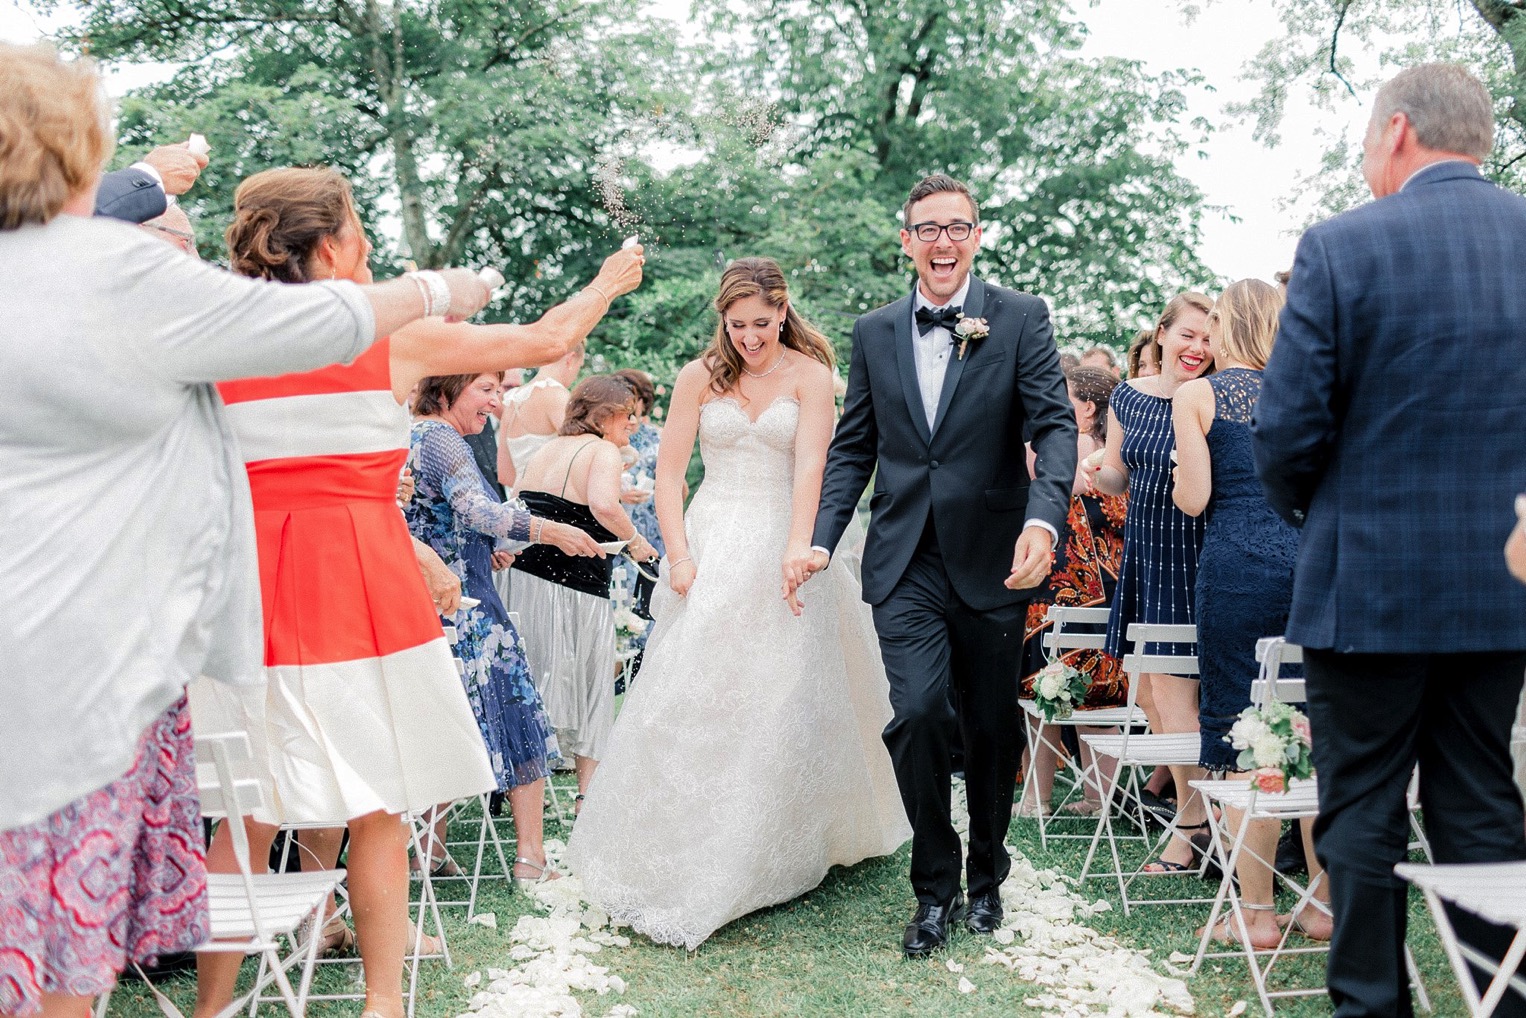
57, 0, 1220, 384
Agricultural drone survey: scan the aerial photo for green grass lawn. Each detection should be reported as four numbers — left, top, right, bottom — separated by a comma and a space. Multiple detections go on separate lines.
106, 775, 1465, 1018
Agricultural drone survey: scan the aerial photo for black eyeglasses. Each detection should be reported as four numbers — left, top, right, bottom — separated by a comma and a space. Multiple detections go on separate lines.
908, 221, 975, 243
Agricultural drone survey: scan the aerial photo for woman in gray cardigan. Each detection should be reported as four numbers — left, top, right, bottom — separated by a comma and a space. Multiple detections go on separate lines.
0, 43, 492, 1018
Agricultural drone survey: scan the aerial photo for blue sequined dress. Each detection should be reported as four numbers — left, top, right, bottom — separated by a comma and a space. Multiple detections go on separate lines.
405, 420, 559, 789
1194, 368, 1300, 769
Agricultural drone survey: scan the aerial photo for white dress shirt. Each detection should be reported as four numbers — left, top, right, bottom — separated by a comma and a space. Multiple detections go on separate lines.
912, 278, 968, 430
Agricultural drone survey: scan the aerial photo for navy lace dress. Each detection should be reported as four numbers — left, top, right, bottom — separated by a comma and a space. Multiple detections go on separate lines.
1194, 369, 1300, 770
1104, 382, 1206, 661
405, 420, 560, 790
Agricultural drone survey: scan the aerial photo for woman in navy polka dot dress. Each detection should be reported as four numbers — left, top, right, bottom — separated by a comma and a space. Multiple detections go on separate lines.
1087, 292, 1214, 871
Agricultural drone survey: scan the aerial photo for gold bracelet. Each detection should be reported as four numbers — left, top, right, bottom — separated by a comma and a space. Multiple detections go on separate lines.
584, 282, 613, 311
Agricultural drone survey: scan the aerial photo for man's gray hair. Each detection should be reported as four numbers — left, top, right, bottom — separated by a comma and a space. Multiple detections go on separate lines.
1372, 63, 1494, 161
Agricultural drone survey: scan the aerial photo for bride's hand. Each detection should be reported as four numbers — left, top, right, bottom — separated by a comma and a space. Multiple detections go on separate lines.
781, 543, 817, 596
669, 558, 696, 597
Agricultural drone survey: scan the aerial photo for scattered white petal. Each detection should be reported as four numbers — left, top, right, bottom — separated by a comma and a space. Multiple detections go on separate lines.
1168, 951, 1196, 964
469, 912, 498, 929
1227, 1001, 1248, 1016
957, 976, 976, 994
463, 971, 482, 988
945, 959, 964, 973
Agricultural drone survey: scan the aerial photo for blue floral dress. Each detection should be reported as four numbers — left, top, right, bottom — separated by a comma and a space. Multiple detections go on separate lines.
617, 422, 664, 661
624, 422, 664, 557
405, 419, 559, 789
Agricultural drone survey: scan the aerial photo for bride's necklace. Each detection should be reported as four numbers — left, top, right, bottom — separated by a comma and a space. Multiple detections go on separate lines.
743, 349, 786, 379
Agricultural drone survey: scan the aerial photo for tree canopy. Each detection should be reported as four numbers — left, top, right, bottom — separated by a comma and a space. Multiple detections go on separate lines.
53, 0, 1223, 386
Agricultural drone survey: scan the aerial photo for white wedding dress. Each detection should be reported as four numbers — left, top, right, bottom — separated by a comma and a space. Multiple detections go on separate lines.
566, 395, 911, 950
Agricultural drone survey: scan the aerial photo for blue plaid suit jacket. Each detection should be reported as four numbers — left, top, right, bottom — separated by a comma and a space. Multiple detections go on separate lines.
1253, 160, 1526, 653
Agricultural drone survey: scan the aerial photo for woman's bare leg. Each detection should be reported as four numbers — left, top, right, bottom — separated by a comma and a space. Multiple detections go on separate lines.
573, 756, 597, 810
194, 817, 281, 1018
294, 826, 347, 922
346, 810, 411, 1018
37, 993, 92, 1018
508, 779, 559, 880
1142, 673, 1206, 868
1198, 803, 1281, 948
1290, 816, 1334, 940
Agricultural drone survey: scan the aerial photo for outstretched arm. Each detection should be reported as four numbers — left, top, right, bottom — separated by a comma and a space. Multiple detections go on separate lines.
1253, 229, 1339, 526
810, 323, 877, 560
389, 246, 644, 399
654, 360, 706, 596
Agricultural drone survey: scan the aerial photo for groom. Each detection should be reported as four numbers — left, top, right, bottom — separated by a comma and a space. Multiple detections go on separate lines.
798, 174, 1076, 956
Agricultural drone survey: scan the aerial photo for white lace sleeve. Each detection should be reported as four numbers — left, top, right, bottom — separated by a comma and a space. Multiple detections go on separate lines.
416, 424, 532, 541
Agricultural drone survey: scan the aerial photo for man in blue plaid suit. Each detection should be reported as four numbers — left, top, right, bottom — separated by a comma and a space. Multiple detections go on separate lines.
1254, 64, 1526, 1017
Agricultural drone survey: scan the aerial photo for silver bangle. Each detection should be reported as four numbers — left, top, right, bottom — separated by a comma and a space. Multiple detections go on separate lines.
670, 556, 692, 567
410, 270, 451, 317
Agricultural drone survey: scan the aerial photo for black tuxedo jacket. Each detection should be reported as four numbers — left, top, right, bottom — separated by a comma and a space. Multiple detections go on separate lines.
812, 275, 1076, 610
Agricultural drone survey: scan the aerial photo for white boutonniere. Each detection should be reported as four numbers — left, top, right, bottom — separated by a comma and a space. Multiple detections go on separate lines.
953, 314, 990, 360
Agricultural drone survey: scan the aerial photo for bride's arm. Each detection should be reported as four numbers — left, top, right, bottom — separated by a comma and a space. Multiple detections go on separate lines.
655, 361, 707, 596
783, 362, 837, 614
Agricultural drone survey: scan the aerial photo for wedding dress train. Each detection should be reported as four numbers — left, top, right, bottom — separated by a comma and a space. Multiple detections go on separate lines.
567, 396, 911, 949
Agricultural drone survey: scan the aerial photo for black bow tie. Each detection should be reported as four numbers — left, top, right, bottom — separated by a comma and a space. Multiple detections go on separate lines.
915, 305, 963, 336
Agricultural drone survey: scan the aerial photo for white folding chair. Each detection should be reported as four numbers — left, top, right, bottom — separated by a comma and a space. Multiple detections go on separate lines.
1017, 605, 1149, 848
1397, 861, 1526, 1017
1078, 623, 1214, 913
197, 732, 345, 1018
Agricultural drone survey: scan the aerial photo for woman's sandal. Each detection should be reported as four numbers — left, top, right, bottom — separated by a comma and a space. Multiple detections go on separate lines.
1061, 799, 1104, 817
1277, 905, 1334, 942
319, 912, 355, 956
1141, 820, 1211, 874
1013, 799, 1050, 818
513, 856, 562, 891
1199, 903, 1281, 948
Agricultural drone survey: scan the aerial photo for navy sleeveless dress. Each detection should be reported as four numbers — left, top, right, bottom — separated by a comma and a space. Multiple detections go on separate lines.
1194, 369, 1300, 770
1104, 382, 1206, 661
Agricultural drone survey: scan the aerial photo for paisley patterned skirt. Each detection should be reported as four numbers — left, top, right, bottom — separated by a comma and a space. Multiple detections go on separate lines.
0, 696, 208, 1015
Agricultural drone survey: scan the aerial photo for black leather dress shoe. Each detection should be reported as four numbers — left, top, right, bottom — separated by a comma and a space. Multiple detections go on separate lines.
964, 892, 1003, 934
902, 894, 965, 958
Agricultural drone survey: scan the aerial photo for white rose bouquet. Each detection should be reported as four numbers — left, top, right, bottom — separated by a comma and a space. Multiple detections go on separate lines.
1226, 700, 1315, 793
613, 606, 648, 663
1032, 660, 1090, 721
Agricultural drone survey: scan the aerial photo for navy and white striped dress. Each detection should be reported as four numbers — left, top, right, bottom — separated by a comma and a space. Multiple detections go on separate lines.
1103, 382, 1206, 660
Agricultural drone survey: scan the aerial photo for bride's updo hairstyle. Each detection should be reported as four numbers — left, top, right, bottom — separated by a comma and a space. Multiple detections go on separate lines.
560, 376, 638, 438
705, 257, 835, 396
226, 166, 359, 283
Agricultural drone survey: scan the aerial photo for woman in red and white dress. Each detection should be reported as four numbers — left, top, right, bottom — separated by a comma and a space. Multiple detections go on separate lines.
190, 167, 643, 1018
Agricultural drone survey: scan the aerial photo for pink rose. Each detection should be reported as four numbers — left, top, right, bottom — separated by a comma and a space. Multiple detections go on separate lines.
1253, 767, 1286, 794
1292, 715, 1312, 747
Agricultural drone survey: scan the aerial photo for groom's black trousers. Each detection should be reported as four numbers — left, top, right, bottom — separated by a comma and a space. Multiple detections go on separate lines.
1304, 648, 1526, 1018
871, 520, 1024, 906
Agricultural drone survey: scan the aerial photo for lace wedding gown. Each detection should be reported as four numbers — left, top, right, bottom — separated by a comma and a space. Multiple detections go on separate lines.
566, 396, 911, 950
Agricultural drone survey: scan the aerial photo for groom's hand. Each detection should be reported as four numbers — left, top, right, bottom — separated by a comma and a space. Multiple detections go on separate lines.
1005, 525, 1054, 590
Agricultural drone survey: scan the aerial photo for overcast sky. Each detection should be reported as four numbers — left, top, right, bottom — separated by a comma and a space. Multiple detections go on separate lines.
1, 0, 1362, 282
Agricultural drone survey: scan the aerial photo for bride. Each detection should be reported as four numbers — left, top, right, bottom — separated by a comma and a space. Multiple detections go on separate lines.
567, 257, 910, 949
